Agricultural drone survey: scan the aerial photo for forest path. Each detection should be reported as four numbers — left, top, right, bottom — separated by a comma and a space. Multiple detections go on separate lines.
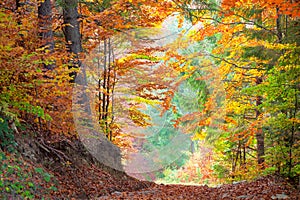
98, 175, 299, 200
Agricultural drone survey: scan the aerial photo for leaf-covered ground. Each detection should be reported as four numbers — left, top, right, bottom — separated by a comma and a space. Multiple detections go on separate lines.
2, 134, 299, 199
98, 175, 299, 200
46, 157, 299, 199
51, 157, 299, 199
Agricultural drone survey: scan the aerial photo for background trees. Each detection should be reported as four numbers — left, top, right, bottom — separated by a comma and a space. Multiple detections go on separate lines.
164, 0, 299, 183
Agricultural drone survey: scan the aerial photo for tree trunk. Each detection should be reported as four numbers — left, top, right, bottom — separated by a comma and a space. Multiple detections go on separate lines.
255, 77, 265, 166
63, 0, 82, 54
38, 0, 54, 70
276, 7, 283, 43
62, 0, 82, 80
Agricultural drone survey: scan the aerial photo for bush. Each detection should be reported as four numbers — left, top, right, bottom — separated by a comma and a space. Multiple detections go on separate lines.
0, 117, 17, 153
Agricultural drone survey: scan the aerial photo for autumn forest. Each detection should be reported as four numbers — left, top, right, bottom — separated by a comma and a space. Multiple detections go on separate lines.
0, 0, 299, 199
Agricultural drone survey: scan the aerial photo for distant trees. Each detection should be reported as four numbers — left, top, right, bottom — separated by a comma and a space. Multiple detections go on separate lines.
167, 0, 300, 180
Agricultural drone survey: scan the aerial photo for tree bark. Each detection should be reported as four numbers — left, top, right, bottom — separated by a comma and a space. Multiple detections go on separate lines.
38, 0, 54, 70
62, 0, 82, 80
276, 7, 283, 43
63, 0, 82, 54
255, 77, 265, 166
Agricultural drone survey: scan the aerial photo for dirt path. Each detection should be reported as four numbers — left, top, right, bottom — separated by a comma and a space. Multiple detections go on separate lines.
98, 176, 299, 200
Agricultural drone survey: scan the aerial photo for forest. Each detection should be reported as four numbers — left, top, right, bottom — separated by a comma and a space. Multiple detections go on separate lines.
0, 0, 299, 199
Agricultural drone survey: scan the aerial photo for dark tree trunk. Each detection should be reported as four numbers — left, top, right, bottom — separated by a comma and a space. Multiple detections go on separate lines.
62, 0, 82, 80
63, 0, 82, 54
16, 0, 21, 10
38, 0, 54, 70
276, 7, 283, 43
98, 39, 115, 141
255, 77, 265, 166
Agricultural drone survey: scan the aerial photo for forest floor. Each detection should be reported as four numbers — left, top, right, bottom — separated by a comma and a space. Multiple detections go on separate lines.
1, 133, 300, 199
98, 176, 300, 199
49, 158, 300, 199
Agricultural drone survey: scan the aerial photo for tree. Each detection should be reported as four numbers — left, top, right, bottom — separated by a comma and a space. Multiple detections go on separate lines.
165, 0, 299, 181
38, 0, 54, 70
62, 0, 82, 80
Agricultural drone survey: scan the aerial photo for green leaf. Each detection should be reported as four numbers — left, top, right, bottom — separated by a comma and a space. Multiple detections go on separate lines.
27, 182, 35, 188
43, 173, 51, 182
34, 167, 44, 174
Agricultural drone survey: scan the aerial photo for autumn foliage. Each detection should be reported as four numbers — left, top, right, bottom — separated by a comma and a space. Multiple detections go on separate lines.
0, 0, 299, 198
